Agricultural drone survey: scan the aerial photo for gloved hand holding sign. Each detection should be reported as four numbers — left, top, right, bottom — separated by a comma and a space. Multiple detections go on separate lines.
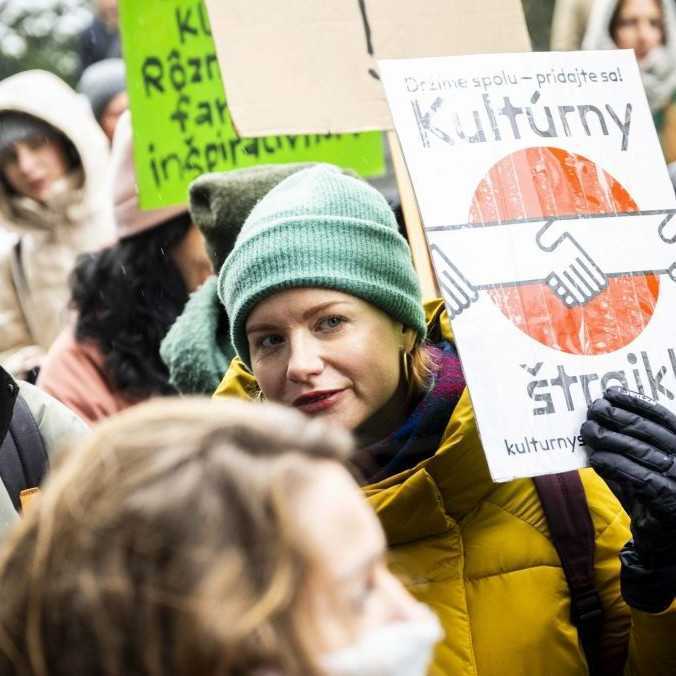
581, 388, 676, 612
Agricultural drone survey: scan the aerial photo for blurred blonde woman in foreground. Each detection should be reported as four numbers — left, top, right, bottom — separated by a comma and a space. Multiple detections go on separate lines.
0, 398, 440, 676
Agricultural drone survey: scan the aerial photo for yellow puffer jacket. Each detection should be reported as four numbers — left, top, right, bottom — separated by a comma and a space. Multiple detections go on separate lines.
215, 300, 676, 675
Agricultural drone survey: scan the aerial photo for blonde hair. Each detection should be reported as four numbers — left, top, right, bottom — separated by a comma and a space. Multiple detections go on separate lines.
408, 341, 439, 396
0, 397, 353, 676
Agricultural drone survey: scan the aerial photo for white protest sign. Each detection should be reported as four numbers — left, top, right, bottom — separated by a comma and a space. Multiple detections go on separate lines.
380, 50, 676, 482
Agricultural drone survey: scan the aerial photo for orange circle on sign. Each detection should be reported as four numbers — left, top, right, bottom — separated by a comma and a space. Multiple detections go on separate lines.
468, 147, 659, 354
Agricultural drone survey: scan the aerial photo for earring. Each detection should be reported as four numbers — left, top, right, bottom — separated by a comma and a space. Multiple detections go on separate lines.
401, 347, 411, 383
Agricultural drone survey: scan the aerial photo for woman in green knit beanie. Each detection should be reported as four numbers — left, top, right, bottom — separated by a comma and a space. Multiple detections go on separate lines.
217, 164, 434, 445
211, 164, 671, 675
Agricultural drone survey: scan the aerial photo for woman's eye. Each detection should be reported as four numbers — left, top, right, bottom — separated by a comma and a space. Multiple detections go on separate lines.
258, 334, 284, 349
27, 136, 47, 150
317, 315, 345, 331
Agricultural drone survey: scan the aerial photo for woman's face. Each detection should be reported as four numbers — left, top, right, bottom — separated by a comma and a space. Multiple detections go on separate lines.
100, 91, 129, 143
170, 222, 213, 293
612, 0, 664, 61
1, 137, 69, 203
289, 460, 429, 653
246, 288, 412, 440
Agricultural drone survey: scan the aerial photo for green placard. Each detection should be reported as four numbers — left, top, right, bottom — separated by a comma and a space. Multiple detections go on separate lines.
119, 0, 385, 209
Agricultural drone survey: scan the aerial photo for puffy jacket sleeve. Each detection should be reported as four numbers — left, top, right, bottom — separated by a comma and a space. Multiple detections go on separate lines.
623, 600, 676, 675
582, 468, 676, 675
17, 381, 89, 459
0, 247, 42, 375
0, 381, 89, 542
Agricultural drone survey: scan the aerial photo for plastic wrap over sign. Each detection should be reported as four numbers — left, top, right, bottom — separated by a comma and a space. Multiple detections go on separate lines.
470, 147, 660, 354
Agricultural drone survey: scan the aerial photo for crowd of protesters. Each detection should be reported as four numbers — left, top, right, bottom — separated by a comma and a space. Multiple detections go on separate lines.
0, 0, 675, 674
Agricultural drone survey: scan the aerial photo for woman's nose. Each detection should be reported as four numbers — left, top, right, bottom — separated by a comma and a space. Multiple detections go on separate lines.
381, 570, 429, 623
286, 334, 324, 383
636, 20, 656, 49
16, 147, 38, 176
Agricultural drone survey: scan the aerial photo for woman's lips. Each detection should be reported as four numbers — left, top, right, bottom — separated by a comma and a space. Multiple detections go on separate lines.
292, 389, 344, 414
28, 179, 47, 196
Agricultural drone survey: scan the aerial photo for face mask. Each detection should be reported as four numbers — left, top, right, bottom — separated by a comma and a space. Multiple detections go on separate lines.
321, 612, 442, 676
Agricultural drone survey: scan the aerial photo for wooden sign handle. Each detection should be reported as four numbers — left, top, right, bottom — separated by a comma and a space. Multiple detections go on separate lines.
387, 131, 440, 300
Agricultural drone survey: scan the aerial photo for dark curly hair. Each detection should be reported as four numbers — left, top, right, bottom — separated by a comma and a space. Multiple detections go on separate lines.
70, 212, 192, 400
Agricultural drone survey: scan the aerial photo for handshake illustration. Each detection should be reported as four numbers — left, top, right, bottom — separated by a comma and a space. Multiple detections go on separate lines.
428, 209, 676, 318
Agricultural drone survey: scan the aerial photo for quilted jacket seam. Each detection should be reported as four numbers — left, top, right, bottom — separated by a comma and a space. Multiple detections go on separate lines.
464, 563, 562, 584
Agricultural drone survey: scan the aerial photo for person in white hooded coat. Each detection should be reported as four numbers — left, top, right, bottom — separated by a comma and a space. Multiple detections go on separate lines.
583, 0, 676, 162
0, 70, 114, 380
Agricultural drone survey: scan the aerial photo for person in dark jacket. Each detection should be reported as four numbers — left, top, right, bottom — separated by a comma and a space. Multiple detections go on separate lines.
77, 0, 121, 75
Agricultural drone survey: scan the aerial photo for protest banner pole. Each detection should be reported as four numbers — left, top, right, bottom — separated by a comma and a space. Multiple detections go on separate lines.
387, 132, 439, 299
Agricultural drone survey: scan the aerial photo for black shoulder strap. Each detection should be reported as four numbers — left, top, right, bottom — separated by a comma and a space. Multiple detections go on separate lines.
0, 393, 48, 511
534, 471, 604, 676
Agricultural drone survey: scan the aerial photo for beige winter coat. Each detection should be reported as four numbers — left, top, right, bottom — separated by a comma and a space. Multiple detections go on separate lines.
550, 0, 594, 51
0, 70, 114, 376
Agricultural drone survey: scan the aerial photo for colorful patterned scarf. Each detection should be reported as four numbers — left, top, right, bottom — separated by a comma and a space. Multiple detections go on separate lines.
353, 341, 466, 484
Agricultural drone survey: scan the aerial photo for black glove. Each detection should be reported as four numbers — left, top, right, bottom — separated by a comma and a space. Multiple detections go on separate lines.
581, 387, 676, 612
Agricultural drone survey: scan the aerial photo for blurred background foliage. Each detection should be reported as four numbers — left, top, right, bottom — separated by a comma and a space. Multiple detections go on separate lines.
0, 0, 92, 84
0, 0, 557, 86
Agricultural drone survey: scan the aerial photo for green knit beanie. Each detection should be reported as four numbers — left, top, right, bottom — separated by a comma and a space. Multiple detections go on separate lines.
219, 164, 425, 368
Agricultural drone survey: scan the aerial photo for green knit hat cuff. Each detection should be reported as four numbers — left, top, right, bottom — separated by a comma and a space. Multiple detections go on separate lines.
219, 215, 425, 368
